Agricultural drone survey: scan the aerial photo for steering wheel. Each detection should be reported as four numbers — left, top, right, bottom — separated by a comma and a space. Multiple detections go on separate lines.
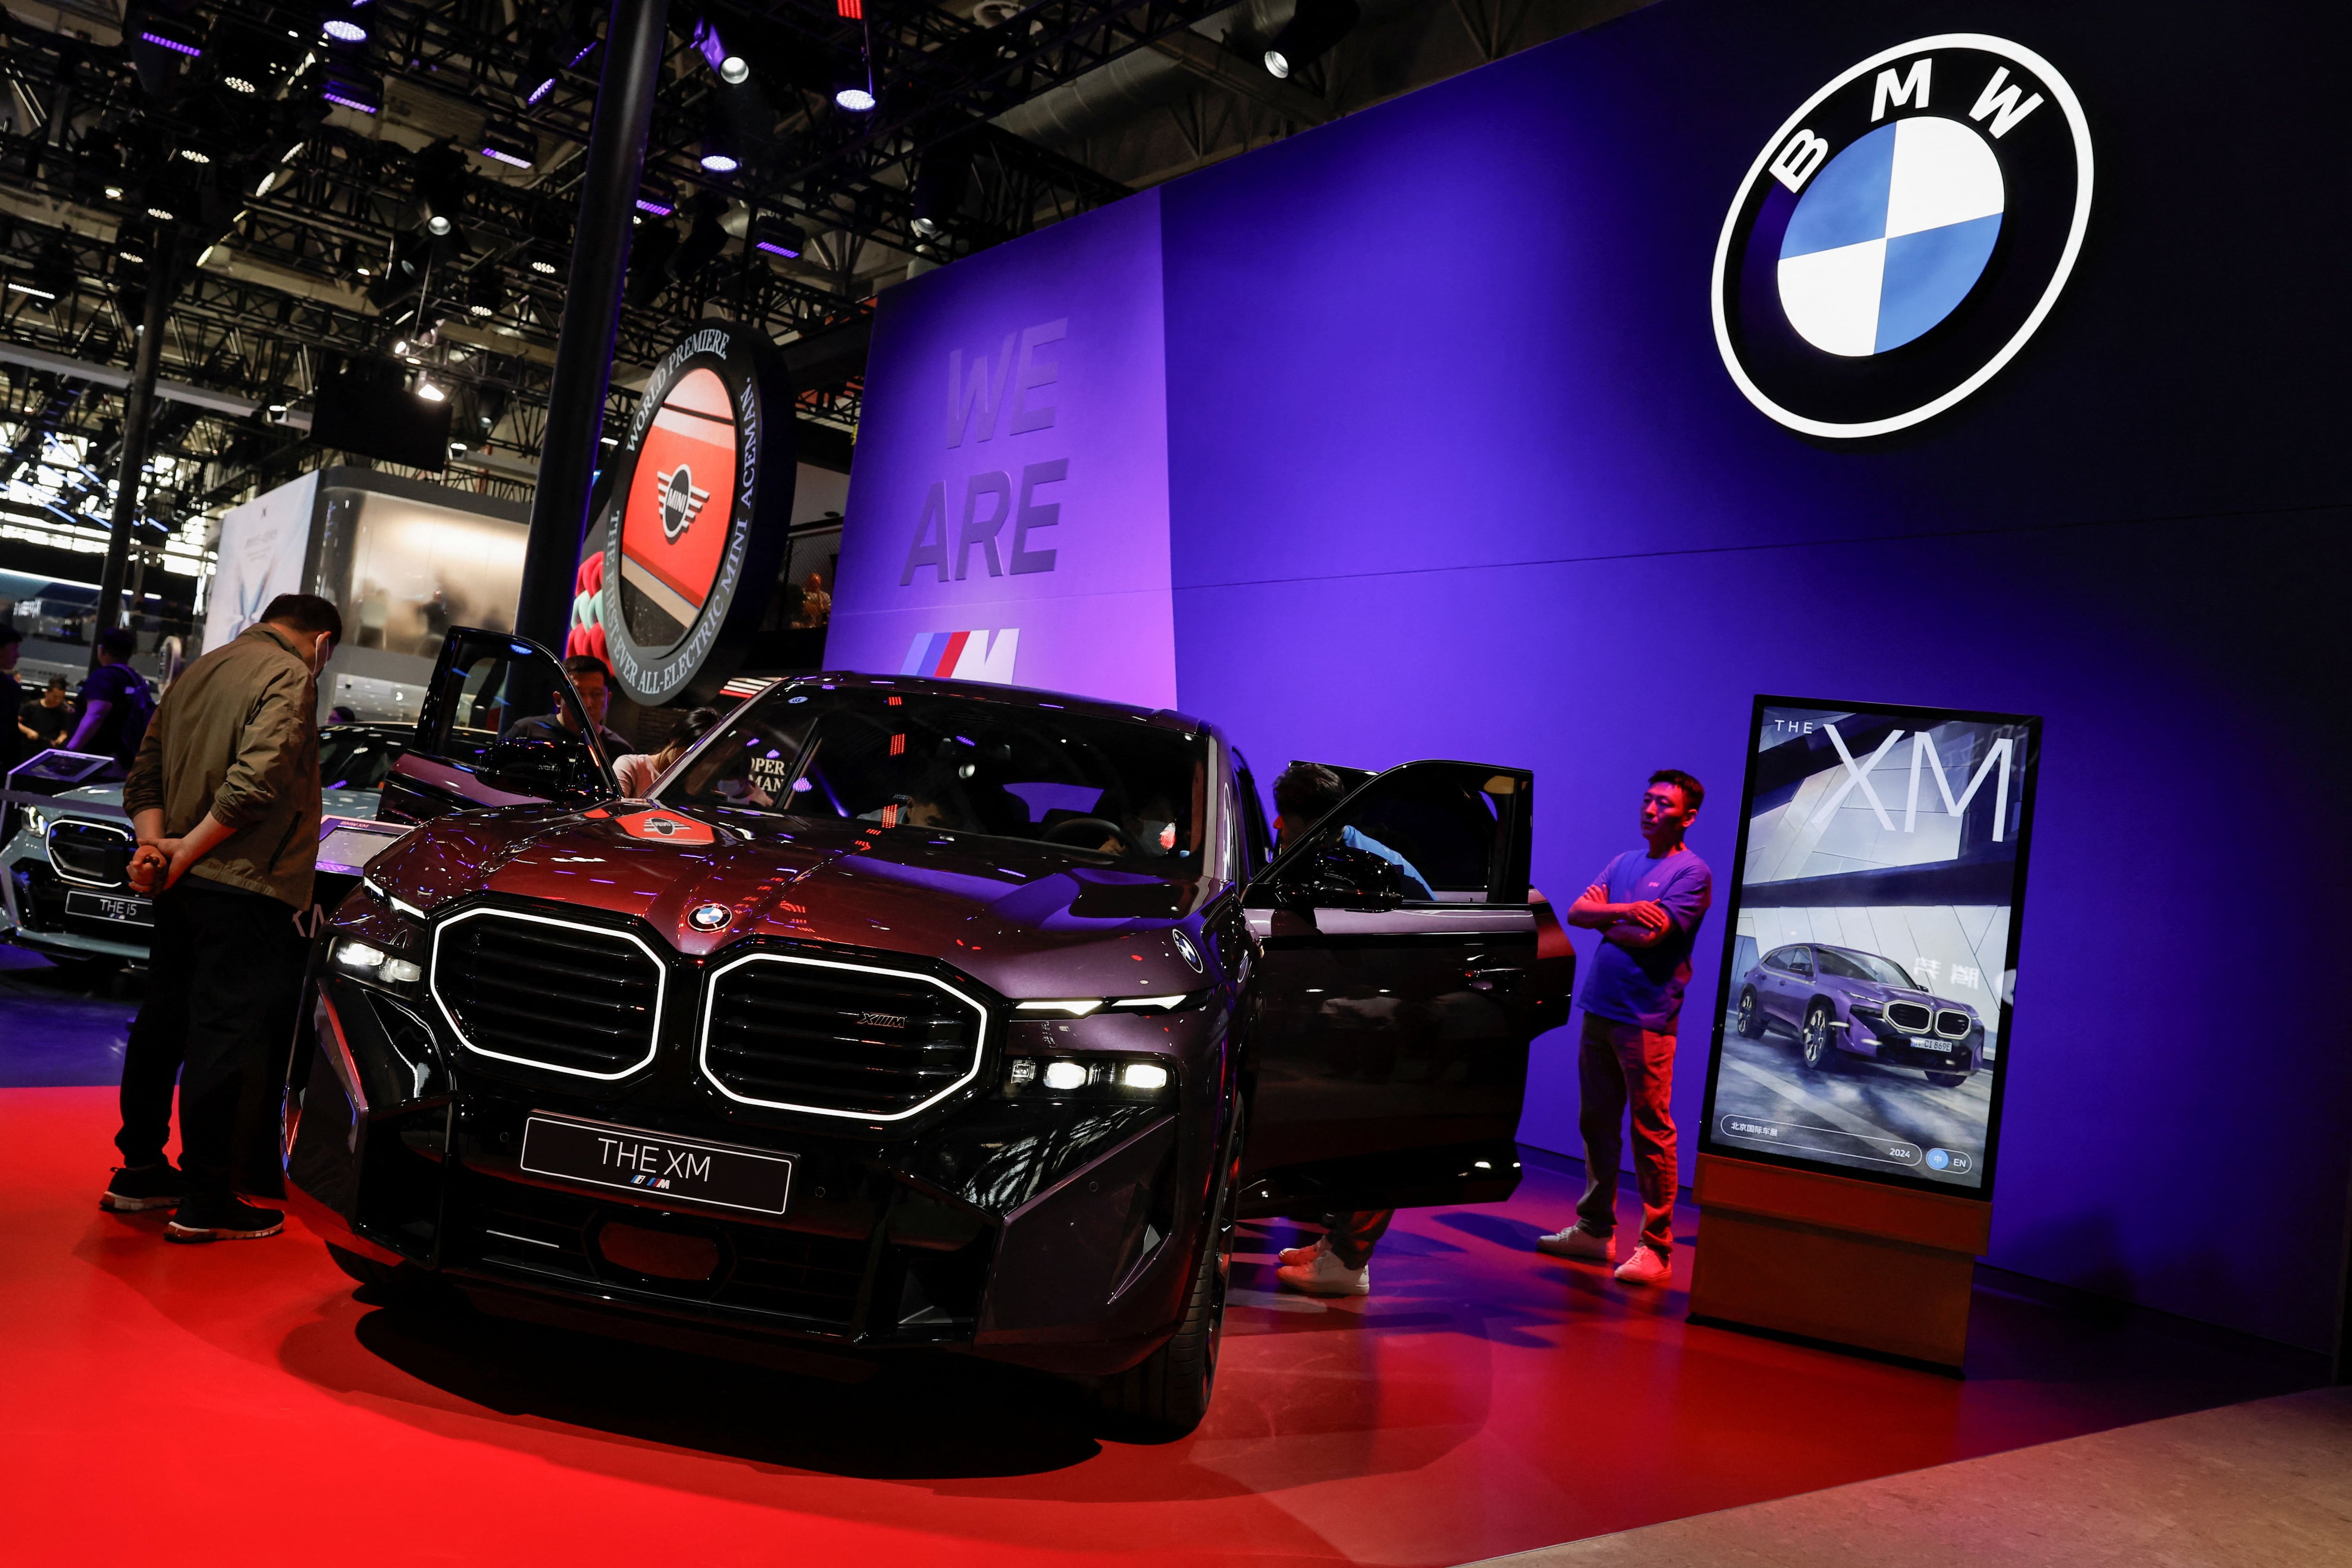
1041, 816, 1134, 853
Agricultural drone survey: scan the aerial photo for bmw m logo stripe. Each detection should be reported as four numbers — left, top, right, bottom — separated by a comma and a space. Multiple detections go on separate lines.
900, 627, 1020, 683
1712, 35, 2092, 438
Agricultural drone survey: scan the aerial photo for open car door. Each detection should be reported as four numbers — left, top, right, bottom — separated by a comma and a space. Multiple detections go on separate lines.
375, 627, 618, 824
1239, 760, 1570, 1214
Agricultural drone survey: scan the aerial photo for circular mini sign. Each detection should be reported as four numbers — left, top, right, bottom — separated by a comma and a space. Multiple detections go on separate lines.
598, 320, 795, 704
1711, 36, 2092, 438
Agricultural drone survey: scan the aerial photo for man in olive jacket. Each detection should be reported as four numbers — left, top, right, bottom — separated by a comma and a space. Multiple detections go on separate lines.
104, 594, 342, 1241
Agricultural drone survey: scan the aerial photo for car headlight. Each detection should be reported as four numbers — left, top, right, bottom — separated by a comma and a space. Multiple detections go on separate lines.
22, 807, 48, 839
1003, 1054, 1176, 1100
334, 936, 422, 985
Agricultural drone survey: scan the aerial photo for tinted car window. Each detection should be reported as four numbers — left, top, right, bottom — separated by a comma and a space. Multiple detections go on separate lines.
1786, 947, 1813, 975
1815, 948, 1917, 987
318, 728, 404, 792
1318, 767, 1503, 900
665, 686, 1208, 869
1235, 759, 1273, 879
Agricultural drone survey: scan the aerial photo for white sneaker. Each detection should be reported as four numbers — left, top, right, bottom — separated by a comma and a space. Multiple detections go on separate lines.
1613, 1247, 1671, 1285
1534, 1225, 1615, 1262
1277, 1236, 1328, 1267
1276, 1249, 1369, 1297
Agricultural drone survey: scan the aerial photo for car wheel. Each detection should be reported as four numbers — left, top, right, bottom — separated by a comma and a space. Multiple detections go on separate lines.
1924, 1070, 1970, 1088
1799, 1003, 1836, 1071
1736, 989, 1765, 1039
1093, 1101, 1243, 1441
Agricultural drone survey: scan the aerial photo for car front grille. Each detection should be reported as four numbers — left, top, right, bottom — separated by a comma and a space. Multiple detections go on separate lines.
1884, 1000, 1933, 1033
702, 953, 988, 1119
48, 820, 132, 886
462, 1170, 867, 1330
1935, 1009, 1973, 1038
434, 911, 663, 1078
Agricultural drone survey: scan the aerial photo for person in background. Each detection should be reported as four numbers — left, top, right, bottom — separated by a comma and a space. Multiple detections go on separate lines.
796, 571, 833, 628
67, 626, 155, 770
0, 624, 23, 779
1536, 770, 1713, 1286
106, 593, 343, 1242
613, 706, 720, 796
327, 705, 358, 725
19, 676, 73, 751
1268, 761, 1404, 1298
501, 652, 631, 758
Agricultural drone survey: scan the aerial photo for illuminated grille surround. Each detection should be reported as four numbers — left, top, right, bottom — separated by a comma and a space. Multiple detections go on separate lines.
697, 950, 993, 1122
47, 818, 134, 888
1883, 1000, 1934, 1034
430, 907, 667, 1081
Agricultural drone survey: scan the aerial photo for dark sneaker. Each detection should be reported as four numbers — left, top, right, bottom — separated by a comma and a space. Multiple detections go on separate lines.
166, 1197, 285, 1243
101, 1163, 186, 1213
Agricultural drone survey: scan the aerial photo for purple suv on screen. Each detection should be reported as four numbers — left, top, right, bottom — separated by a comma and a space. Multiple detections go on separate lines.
1734, 942, 1986, 1088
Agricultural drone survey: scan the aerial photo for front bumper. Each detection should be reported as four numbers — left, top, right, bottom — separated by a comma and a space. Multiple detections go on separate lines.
3, 844, 151, 961
291, 972, 1216, 1376
1850, 1009, 1982, 1073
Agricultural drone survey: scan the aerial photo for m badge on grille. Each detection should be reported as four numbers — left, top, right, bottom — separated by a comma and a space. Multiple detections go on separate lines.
857, 1011, 909, 1030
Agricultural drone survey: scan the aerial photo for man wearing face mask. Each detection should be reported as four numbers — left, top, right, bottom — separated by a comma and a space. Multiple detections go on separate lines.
103, 594, 342, 1241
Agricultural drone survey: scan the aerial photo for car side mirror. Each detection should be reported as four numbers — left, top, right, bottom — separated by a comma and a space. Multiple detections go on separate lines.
478, 737, 573, 798
1279, 842, 1405, 912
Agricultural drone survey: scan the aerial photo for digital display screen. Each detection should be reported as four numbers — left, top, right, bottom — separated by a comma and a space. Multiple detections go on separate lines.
1699, 697, 2040, 1197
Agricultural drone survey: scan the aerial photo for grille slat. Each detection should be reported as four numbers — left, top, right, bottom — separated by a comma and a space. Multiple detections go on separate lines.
437, 913, 662, 1077
704, 956, 986, 1117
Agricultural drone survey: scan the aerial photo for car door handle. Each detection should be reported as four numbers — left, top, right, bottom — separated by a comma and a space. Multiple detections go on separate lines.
1464, 963, 1525, 991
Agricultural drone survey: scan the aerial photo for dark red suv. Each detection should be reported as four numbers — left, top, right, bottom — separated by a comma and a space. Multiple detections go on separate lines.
290, 629, 1568, 1434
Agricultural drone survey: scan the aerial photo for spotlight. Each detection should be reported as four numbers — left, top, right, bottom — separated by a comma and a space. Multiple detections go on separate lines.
146, 205, 177, 222
139, 19, 203, 58
834, 83, 876, 113
750, 213, 805, 259
104, 185, 126, 200
478, 120, 537, 170
699, 137, 740, 174
223, 73, 258, 94
426, 214, 451, 236
465, 270, 505, 318
414, 378, 445, 403
720, 55, 750, 85
321, 4, 369, 47
1263, 0, 1359, 79
322, 67, 382, 114
6, 280, 59, 301
177, 148, 212, 164
530, 257, 558, 275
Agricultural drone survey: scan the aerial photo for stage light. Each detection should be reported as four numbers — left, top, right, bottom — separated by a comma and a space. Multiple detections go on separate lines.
478, 121, 537, 170
322, 6, 369, 47
635, 178, 675, 218
530, 257, 557, 275
223, 73, 258, 94
466, 270, 505, 317
699, 137, 740, 174
835, 83, 876, 113
720, 54, 750, 85
7, 281, 58, 301
426, 214, 451, 236
146, 205, 176, 222
750, 214, 806, 259
414, 378, 445, 403
140, 19, 203, 57
104, 184, 126, 199
322, 67, 382, 114
177, 148, 212, 164
1263, 0, 1359, 79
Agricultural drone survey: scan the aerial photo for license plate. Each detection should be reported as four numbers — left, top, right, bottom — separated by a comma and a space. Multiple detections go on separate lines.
518, 1115, 794, 1215
65, 890, 152, 927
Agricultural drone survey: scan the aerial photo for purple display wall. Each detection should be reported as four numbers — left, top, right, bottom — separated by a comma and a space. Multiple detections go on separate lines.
841, 0, 2350, 1348
830, 191, 1175, 707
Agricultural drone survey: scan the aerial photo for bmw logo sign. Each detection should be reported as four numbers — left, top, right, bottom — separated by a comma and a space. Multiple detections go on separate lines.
1712, 35, 2092, 438
688, 903, 733, 932
1170, 929, 1203, 973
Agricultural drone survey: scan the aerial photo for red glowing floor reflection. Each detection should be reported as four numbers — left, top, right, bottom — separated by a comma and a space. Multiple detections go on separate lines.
0, 1087, 2314, 1567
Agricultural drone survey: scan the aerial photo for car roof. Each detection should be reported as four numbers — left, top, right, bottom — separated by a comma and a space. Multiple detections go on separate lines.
777, 671, 1217, 741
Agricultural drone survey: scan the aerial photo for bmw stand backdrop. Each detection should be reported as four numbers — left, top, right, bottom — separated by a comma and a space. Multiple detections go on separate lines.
1701, 699, 2041, 1196
832, 0, 2352, 1351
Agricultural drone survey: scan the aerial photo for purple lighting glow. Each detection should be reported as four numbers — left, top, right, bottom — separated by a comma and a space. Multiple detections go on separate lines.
324, 91, 379, 114
139, 29, 202, 57
323, 19, 368, 44
481, 147, 531, 169
527, 77, 556, 106
755, 240, 801, 258
635, 198, 675, 217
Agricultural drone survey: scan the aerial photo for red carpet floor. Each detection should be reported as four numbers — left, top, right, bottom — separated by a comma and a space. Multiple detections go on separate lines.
0, 1086, 2315, 1567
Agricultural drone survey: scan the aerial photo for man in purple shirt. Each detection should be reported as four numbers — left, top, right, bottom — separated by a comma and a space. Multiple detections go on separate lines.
1537, 770, 1711, 1285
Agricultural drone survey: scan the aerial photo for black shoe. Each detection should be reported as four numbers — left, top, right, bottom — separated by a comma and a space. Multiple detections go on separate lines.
166, 1196, 285, 1243
101, 1163, 187, 1213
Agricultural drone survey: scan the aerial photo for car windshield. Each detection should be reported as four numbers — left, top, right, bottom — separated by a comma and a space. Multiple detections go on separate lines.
661, 684, 1209, 869
1815, 948, 1918, 988
319, 728, 403, 792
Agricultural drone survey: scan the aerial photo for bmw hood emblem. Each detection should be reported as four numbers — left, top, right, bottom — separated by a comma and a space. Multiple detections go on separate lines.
688, 903, 733, 932
1171, 929, 1203, 973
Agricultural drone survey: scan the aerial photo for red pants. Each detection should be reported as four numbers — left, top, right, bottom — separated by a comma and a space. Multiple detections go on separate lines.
1574, 1011, 1678, 1259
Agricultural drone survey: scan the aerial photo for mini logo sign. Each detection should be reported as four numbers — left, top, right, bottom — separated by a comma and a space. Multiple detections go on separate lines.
656, 465, 711, 542
1170, 929, 1203, 974
1712, 35, 2092, 438
598, 320, 796, 706
688, 903, 732, 931
614, 809, 715, 845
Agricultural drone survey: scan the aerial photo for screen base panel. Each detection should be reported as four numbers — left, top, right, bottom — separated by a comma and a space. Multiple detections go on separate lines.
1687, 1153, 1992, 1369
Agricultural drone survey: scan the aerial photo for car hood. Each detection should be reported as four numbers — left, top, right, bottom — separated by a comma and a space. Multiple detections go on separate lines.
364, 805, 1219, 1000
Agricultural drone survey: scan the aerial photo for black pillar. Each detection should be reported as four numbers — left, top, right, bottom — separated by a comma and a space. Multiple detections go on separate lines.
95, 243, 172, 663
516, 0, 670, 654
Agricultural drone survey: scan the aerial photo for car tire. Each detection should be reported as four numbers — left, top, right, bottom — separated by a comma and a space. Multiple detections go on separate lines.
1093, 1101, 1243, 1441
1924, 1070, 1970, 1088
1736, 989, 1765, 1039
1799, 1002, 1837, 1072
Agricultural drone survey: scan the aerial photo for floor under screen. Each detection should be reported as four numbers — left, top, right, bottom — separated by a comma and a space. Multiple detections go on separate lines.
0, 1075, 2320, 1568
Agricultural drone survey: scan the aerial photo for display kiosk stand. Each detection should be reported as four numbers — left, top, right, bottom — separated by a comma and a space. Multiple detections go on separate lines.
1687, 1152, 1991, 1371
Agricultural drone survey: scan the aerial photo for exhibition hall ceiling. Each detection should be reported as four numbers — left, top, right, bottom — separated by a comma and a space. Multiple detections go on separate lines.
0, 0, 1639, 584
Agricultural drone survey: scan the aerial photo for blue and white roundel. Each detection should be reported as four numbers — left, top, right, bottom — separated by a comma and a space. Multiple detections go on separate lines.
1777, 117, 2003, 356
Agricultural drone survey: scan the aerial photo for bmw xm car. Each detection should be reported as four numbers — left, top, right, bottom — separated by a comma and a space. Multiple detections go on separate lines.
1734, 942, 1986, 1088
0, 723, 405, 969
289, 629, 1570, 1434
